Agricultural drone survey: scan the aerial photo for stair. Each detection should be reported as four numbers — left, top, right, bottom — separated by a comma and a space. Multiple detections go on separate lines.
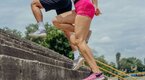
0, 29, 90, 80
0, 29, 72, 63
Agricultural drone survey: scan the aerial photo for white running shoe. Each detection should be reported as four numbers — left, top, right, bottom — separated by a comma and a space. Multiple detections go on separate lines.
29, 29, 46, 38
73, 56, 85, 70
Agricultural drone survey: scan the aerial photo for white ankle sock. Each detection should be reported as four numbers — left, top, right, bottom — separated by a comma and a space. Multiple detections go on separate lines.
73, 50, 80, 60
38, 22, 45, 30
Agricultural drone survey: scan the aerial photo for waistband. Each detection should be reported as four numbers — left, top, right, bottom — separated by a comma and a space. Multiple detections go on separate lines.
74, 0, 79, 4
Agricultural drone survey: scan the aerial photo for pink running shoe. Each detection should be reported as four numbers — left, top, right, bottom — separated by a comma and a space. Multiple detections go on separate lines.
83, 73, 105, 80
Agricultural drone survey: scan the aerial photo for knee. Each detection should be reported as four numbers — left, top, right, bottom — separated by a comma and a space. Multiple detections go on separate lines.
31, 0, 42, 8
70, 35, 86, 53
76, 40, 86, 53
52, 18, 60, 28
52, 17, 65, 31
70, 34, 76, 45
76, 39, 85, 48
70, 34, 85, 47
31, 0, 36, 6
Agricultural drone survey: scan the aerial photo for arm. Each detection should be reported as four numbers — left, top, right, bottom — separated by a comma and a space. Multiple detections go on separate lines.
92, 0, 98, 9
92, 0, 101, 16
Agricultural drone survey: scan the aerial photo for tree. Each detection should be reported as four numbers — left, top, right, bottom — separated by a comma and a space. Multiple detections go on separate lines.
25, 24, 38, 39
119, 57, 144, 73
2, 27, 22, 38
96, 55, 108, 64
116, 52, 121, 69
25, 23, 73, 59
109, 62, 116, 68
144, 58, 145, 65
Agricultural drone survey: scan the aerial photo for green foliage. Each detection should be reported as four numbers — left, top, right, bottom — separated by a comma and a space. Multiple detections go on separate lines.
25, 23, 73, 59
2, 27, 22, 38
109, 62, 116, 68
25, 24, 38, 39
119, 57, 144, 73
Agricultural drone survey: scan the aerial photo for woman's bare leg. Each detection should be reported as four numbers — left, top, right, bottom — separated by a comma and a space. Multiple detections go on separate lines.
53, 10, 80, 59
70, 15, 101, 73
52, 10, 76, 32
52, 10, 77, 50
64, 31, 78, 51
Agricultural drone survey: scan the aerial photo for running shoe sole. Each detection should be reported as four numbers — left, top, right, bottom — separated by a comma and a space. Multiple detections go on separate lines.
73, 57, 85, 70
29, 33, 47, 38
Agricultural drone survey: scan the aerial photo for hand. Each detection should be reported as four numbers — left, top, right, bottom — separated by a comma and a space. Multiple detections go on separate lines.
95, 8, 101, 16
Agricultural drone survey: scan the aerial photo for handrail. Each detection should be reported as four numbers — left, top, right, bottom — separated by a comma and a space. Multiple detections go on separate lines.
98, 66, 126, 80
95, 60, 137, 80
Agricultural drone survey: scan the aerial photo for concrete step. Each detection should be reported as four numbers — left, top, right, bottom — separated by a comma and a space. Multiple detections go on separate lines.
0, 29, 72, 63
0, 44, 72, 69
0, 55, 90, 80
0, 29, 90, 72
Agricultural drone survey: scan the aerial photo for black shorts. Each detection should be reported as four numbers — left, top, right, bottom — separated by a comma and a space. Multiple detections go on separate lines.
40, 0, 72, 15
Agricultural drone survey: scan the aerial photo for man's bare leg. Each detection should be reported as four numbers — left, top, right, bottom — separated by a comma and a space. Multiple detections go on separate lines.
31, 0, 43, 22
29, 0, 46, 37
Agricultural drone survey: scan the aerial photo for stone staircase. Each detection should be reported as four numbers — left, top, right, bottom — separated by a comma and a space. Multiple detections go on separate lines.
0, 29, 90, 80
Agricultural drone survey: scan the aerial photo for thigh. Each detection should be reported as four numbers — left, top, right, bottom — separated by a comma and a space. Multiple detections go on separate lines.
32, 0, 43, 8
54, 10, 76, 24
74, 15, 92, 41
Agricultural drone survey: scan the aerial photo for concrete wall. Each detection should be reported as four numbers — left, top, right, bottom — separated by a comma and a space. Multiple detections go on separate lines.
0, 29, 90, 80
